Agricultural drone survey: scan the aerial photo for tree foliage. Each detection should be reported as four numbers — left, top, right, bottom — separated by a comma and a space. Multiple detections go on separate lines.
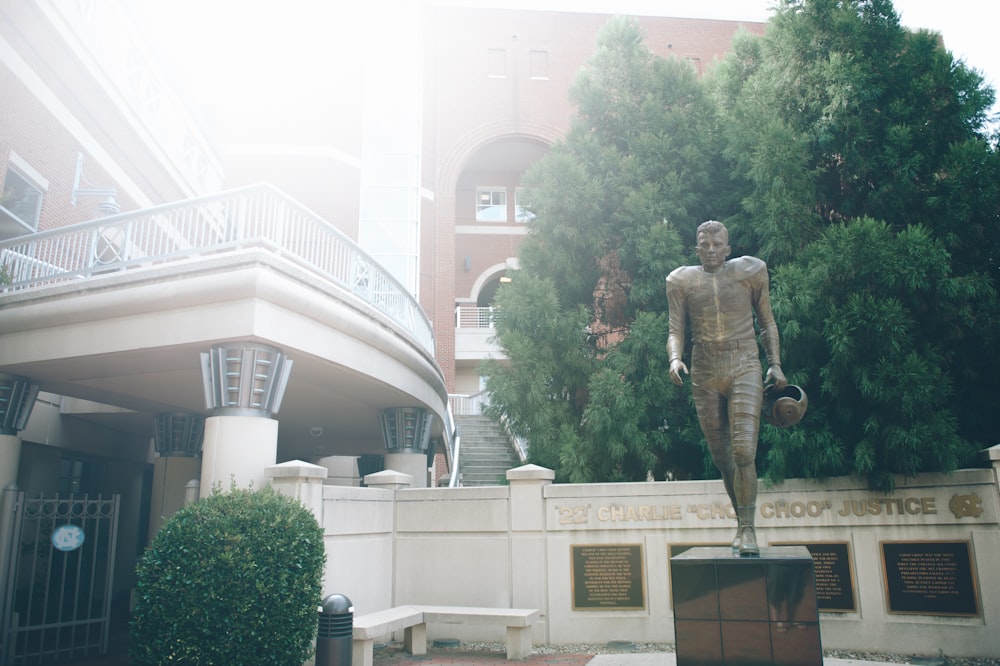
764, 218, 984, 489
484, 17, 731, 482
712, 0, 997, 488
485, 2, 999, 490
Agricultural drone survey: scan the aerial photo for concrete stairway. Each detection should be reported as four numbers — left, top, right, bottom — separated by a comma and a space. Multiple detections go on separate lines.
455, 414, 520, 486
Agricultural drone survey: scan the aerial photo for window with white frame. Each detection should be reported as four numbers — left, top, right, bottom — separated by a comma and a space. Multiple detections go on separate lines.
1, 168, 43, 234
528, 50, 549, 80
487, 49, 506, 78
476, 187, 507, 222
514, 188, 535, 222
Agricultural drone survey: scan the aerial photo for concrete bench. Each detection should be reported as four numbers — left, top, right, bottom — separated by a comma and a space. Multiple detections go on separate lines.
351, 604, 540, 666
351, 605, 424, 666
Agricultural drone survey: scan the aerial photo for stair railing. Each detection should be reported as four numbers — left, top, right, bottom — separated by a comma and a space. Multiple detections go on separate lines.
499, 413, 529, 463
447, 391, 527, 471
442, 401, 461, 488
448, 391, 488, 416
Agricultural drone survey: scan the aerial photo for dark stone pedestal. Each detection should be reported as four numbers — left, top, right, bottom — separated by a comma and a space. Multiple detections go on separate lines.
670, 546, 822, 666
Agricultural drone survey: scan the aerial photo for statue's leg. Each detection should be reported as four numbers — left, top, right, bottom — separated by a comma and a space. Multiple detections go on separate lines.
730, 366, 765, 556
693, 388, 733, 497
692, 385, 740, 547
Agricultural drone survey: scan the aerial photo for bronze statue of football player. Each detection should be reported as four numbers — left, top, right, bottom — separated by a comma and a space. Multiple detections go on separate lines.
666, 220, 787, 556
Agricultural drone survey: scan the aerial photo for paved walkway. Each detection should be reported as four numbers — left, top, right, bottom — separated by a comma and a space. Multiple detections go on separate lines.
370, 645, 901, 666
73, 632, 904, 666
587, 656, 895, 666
74, 645, 904, 666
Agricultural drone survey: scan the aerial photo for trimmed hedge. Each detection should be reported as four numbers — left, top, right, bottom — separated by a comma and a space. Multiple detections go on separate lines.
130, 485, 325, 665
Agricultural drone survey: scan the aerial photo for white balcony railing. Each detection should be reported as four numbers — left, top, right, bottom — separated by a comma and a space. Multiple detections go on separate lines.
0, 184, 434, 355
455, 305, 497, 328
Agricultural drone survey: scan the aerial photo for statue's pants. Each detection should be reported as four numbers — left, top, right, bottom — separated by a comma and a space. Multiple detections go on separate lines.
691, 339, 763, 504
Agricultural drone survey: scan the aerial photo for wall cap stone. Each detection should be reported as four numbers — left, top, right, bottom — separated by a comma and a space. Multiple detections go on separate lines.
507, 464, 555, 482
981, 444, 1000, 462
266, 459, 327, 480
365, 469, 414, 488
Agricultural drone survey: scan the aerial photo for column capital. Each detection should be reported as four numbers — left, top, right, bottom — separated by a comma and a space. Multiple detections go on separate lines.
153, 413, 205, 457
200, 344, 293, 417
0, 373, 39, 436
379, 407, 434, 453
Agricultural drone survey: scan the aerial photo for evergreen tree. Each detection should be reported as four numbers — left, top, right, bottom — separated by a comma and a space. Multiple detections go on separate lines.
711, 0, 997, 489
484, 17, 733, 482
765, 218, 984, 489
713, 0, 996, 265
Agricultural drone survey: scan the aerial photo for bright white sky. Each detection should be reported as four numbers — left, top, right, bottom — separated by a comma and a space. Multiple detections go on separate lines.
141, 0, 999, 130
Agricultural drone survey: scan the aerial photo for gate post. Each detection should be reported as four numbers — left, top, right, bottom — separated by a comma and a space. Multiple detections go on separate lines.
0, 486, 23, 663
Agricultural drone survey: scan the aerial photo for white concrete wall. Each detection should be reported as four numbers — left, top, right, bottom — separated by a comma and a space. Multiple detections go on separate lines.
318, 484, 397, 615
308, 463, 1000, 658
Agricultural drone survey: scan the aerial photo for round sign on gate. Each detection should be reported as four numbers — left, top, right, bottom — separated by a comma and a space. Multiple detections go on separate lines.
51, 524, 85, 552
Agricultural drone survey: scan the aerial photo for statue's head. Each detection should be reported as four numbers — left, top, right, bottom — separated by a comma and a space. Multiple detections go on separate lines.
696, 220, 728, 239
695, 220, 730, 272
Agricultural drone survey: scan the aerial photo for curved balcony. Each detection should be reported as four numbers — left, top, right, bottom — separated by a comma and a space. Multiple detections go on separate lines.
0, 184, 433, 353
0, 184, 446, 461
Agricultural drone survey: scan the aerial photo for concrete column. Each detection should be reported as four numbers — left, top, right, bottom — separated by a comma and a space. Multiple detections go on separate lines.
150, 413, 204, 537
383, 453, 429, 488
316, 455, 361, 487
267, 460, 328, 521
379, 407, 434, 489
149, 455, 200, 540
200, 415, 278, 497
507, 464, 555, 645
198, 344, 293, 498
0, 434, 21, 490
985, 443, 1000, 489
507, 464, 555, 531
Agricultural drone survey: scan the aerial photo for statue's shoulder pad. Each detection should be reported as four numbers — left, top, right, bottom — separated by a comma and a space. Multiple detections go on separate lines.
667, 265, 700, 285
730, 255, 767, 277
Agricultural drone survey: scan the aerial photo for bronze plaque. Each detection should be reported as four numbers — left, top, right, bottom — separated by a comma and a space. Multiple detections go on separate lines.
881, 540, 980, 616
778, 541, 856, 612
571, 543, 645, 610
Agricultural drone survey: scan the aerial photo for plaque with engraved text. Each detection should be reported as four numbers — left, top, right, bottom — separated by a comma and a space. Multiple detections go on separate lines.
881, 541, 979, 616
571, 544, 645, 610
777, 541, 856, 612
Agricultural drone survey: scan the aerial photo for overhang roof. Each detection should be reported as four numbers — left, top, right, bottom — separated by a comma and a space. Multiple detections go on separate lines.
0, 249, 447, 462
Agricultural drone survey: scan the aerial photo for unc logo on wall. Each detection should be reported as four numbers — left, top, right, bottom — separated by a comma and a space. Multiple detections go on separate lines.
949, 494, 983, 519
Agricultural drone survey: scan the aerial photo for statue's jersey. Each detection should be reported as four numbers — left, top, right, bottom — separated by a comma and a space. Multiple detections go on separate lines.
666, 256, 779, 364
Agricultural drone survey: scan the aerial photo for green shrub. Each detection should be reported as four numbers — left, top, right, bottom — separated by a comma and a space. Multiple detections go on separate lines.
130, 485, 325, 665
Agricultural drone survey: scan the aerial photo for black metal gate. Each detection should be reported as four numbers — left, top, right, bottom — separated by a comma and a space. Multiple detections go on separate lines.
1, 491, 120, 665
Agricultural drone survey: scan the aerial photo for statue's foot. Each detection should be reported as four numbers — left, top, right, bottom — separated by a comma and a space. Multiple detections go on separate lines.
731, 529, 741, 551
738, 526, 760, 557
